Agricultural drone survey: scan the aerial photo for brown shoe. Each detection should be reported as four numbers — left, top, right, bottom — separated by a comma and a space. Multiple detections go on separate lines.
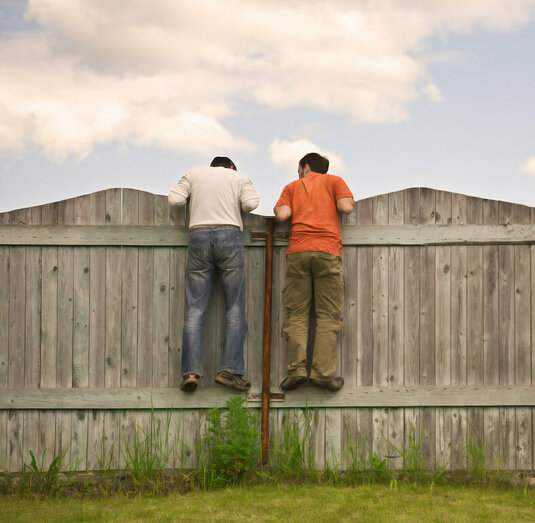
309, 376, 344, 392
215, 370, 251, 391
280, 375, 308, 391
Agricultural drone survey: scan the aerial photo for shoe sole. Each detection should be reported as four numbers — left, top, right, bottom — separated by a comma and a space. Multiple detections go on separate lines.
310, 378, 344, 392
215, 376, 250, 391
280, 376, 308, 391
180, 380, 198, 392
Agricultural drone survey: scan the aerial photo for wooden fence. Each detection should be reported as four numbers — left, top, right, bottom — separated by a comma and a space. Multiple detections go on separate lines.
0, 187, 534, 472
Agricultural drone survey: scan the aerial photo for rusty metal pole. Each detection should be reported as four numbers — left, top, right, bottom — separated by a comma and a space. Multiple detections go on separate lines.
261, 218, 275, 465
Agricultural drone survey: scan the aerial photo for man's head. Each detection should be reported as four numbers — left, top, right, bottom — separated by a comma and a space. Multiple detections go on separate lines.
298, 152, 329, 178
210, 156, 237, 170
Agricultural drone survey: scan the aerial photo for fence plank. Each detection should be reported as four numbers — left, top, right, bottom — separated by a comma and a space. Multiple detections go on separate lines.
118, 191, 140, 468
121, 243, 138, 387
466, 197, 484, 451
103, 190, 122, 468
356, 199, 373, 387
514, 204, 532, 469
372, 194, 389, 388
137, 193, 155, 388
388, 191, 405, 467
450, 193, 468, 469
8, 209, 27, 472
41, 249, 57, 389
72, 196, 91, 471
341, 209, 357, 389
272, 246, 287, 388
388, 192, 405, 388
86, 195, 107, 473
482, 200, 501, 468
73, 196, 91, 390
56, 199, 74, 467
39, 246, 56, 468
371, 195, 389, 462
403, 190, 421, 457
21, 211, 41, 467
181, 410, 200, 469
325, 408, 343, 468
153, 196, 170, 389
55, 409, 71, 466
404, 189, 419, 388
25, 248, 41, 389
419, 188, 436, 467
435, 191, 452, 469
498, 202, 516, 470
168, 200, 187, 388
8, 247, 25, 388
169, 247, 184, 387
246, 247, 264, 389
89, 192, 106, 389
0, 245, 8, 469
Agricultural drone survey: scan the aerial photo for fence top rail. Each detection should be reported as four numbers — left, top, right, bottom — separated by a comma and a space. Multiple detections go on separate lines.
1, 223, 535, 247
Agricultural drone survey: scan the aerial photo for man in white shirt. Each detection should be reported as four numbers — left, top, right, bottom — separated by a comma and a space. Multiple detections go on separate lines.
169, 157, 260, 392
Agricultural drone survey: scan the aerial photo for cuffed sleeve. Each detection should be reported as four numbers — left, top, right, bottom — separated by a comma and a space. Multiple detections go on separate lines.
168, 175, 191, 206
240, 178, 260, 212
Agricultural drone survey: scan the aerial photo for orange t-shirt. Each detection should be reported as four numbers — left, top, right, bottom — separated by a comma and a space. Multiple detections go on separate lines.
275, 172, 353, 256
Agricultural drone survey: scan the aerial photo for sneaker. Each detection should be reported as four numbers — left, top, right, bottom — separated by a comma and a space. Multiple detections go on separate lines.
180, 373, 199, 392
215, 370, 251, 391
309, 376, 344, 392
280, 375, 308, 391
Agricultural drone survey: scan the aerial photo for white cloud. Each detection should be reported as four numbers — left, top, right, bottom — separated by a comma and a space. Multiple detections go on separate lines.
0, 0, 533, 160
520, 156, 535, 176
423, 82, 444, 102
270, 138, 347, 174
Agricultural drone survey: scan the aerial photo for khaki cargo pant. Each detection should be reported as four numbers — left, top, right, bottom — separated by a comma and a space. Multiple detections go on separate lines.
282, 251, 344, 382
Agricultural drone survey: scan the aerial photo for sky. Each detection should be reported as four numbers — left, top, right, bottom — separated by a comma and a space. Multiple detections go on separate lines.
1, 0, 535, 216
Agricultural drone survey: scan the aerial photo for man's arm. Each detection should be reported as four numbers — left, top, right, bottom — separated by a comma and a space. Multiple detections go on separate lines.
168, 175, 191, 206
274, 205, 291, 222
336, 197, 355, 215
240, 179, 260, 212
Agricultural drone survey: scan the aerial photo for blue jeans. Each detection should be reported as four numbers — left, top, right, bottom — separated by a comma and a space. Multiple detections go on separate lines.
181, 228, 247, 377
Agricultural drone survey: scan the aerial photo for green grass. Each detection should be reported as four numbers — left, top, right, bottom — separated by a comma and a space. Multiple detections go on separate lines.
1, 484, 535, 522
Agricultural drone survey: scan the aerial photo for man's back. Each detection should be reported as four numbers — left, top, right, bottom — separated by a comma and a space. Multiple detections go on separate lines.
169, 165, 259, 230
277, 172, 352, 256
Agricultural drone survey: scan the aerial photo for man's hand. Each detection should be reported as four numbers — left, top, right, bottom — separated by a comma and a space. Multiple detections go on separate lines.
274, 205, 291, 222
336, 197, 355, 215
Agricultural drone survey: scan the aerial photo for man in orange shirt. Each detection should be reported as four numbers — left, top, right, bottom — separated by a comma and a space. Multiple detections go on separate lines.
274, 152, 354, 392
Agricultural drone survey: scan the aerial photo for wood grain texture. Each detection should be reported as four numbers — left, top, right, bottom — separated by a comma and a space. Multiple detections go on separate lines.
3, 223, 535, 246
1, 187, 535, 471
3, 385, 534, 409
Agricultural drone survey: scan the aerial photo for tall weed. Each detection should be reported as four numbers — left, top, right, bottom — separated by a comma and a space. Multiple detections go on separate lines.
18, 446, 72, 496
198, 397, 260, 486
271, 408, 316, 480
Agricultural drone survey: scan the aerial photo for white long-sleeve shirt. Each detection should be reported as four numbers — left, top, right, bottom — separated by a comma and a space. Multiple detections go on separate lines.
168, 166, 260, 231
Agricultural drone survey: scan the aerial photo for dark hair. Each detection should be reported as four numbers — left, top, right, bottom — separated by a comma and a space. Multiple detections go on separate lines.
210, 156, 237, 170
299, 152, 329, 174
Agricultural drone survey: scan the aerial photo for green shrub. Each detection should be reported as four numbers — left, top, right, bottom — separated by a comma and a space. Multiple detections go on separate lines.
199, 397, 260, 486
